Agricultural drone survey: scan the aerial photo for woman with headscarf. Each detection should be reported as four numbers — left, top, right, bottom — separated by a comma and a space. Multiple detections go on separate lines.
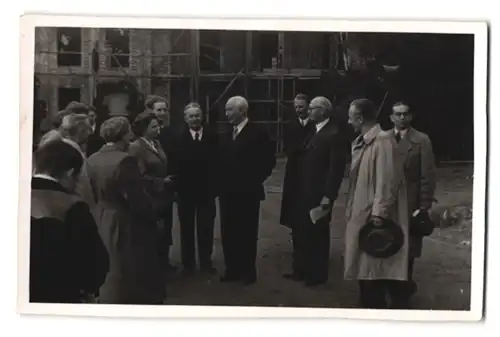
129, 112, 177, 272
86, 116, 166, 305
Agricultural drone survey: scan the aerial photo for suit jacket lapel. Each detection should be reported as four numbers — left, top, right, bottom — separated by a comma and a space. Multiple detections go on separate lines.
390, 129, 413, 169
349, 125, 382, 177
231, 122, 251, 150
140, 138, 167, 163
306, 120, 333, 149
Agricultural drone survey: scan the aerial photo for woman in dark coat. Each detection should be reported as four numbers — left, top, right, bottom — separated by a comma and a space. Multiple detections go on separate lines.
129, 112, 177, 272
86, 116, 166, 305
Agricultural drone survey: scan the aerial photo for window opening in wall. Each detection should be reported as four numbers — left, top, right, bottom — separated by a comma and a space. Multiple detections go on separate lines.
58, 87, 81, 111
258, 32, 279, 70
57, 28, 82, 67
199, 30, 222, 73
106, 29, 130, 68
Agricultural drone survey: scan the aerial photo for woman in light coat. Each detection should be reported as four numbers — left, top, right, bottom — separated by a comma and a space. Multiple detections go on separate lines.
86, 116, 166, 304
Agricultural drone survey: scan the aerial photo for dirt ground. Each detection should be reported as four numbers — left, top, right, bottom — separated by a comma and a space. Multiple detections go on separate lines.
163, 160, 473, 311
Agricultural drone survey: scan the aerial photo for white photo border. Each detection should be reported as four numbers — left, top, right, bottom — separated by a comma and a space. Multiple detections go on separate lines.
18, 13, 488, 321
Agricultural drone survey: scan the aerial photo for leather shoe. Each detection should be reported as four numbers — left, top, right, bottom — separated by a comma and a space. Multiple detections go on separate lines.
220, 275, 240, 282
305, 279, 327, 287
283, 273, 305, 281
201, 266, 218, 275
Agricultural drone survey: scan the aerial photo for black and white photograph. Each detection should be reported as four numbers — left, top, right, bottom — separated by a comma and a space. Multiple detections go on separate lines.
17, 14, 488, 320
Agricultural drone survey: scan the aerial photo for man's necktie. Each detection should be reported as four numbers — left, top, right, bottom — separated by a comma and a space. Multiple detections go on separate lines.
395, 132, 401, 143
232, 127, 238, 140
195, 132, 200, 141
352, 136, 365, 153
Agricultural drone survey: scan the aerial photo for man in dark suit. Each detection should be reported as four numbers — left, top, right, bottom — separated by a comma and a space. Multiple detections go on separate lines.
218, 96, 276, 285
280, 93, 315, 281
145, 95, 178, 272
86, 105, 106, 157
297, 96, 350, 286
172, 102, 219, 275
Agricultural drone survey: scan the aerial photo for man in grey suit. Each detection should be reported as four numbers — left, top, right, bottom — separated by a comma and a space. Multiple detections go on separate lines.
388, 101, 436, 308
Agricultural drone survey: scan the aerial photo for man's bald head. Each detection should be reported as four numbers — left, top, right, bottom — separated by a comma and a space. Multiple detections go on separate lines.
309, 96, 334, 123
225, 96, 249, 125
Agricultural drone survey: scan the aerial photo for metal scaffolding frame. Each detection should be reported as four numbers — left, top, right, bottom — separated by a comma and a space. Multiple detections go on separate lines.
35, 29, 329, 154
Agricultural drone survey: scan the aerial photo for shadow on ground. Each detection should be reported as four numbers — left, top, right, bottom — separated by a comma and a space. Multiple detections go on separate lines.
164, 160, 473, 311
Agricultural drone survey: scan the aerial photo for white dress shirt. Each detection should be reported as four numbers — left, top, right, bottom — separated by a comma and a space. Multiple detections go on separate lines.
233, 118, 249, 138
315, 118, 330, 133
190, 127, 203, 141
394, 128, 408, 139
299, 117, 309, 127
33, 173, 59, 183
141, 137, 158, 152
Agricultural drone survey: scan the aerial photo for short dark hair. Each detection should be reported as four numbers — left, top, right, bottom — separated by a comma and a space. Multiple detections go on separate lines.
350, 98, 378, 122
34, 140, 83, 178
145, 95, 167, 110
294, 93, 308, 102
392, 101, 411, 114
132, 112, 159, 137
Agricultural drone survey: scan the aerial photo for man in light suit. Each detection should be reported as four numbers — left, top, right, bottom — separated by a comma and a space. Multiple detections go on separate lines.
388, 101, 436, 308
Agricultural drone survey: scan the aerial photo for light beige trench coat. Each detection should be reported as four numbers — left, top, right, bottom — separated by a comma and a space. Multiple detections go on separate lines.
344, 124, 410, 281
387, 128, 436, 258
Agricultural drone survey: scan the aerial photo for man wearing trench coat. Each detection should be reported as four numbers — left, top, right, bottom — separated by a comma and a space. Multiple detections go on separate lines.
388, 101, 436, 304
344, 98, 410, 309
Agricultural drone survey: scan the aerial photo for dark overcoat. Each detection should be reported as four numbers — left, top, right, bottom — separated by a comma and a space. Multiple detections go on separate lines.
279, 118, 314, 228
30, 177, 109, 303
296, 120, 350, 215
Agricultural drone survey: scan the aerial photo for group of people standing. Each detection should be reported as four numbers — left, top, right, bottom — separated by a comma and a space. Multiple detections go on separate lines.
29, 90, 436, 309
280, 94, 436, 309
30, 94, 275, 305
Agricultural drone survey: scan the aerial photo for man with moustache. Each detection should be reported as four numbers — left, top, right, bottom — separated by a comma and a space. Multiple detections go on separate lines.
295, 96, 349, 286
218, 96, 276, 285
170, 102, 219, 275
280, 93, 315, 281
387, 101, 436, 308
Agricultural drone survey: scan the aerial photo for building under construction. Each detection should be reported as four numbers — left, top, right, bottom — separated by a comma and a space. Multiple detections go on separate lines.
34, 28, 474, 159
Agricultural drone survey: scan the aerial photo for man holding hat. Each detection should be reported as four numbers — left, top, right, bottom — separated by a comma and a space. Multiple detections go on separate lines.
388, 100, 437, 307
344, 98, 410, 309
